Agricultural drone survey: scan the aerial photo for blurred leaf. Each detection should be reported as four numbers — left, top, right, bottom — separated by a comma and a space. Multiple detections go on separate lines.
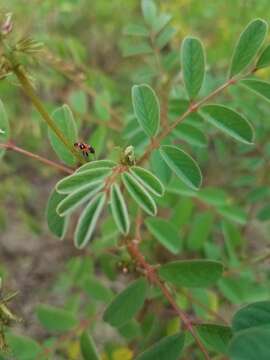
181, 36, 205, 99
46, 189, 68, 239
197, 187, 229, 206
74, 192, 106, 248
132, 84, 160, 137
122, 41, 153, 57
229, 18, 268, 77
232, 301, 270, 332
153, 13, 172, 34
89, 125, 107, 158
110, 183, 130, 235
7, 334, 42, 360
150, 149, 172, 185
201, 105, 254, 144
103, 278, 148, 327
121, 172, 157, 216
159, 145, 202, 190
123, 24, 149, 37
196, 324, 232, 354
48, 105, 78, 165
156, 26, 176, 49
228, 327, 270, 360
256, 44, 270, 69
187, 212, 214, 251
130, 166, 164, 197
118, 320, 142, 340
136, 333, 185, 360
240, 79, 270, 102
257, 204, 270, 221
36, 304, 77, 332
82, 277, 113, 303
69, 90, 87, 115
159, 260, 223, 288
56, 168, 110, 194
0, 99, 9, 159
146, 217, 182, 254
57, 182, 104, 217
173, 123, 207, 148
94, 91, 111, 121
217, 205, 247, 225
80, 332, 100, 360
141, 0, 157, 27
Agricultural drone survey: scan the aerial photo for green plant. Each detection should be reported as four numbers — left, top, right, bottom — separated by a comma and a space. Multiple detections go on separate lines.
1, 1, 270, 359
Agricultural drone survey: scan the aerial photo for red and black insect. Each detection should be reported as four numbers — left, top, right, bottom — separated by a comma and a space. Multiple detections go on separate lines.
74, 142, 95, 158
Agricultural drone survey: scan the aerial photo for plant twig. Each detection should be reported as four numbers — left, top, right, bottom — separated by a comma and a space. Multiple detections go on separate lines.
0, 142, 73, 174
12, 64, 85, 165
127, 239, 211, 360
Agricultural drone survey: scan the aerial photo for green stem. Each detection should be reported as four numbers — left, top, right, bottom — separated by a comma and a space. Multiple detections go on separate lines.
12, 65, 85, 164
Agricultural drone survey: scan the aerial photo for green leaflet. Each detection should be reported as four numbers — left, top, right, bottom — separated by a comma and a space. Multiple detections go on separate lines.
240, 79, 270, 102
159, 145, 202, 190
196, 324, 233, 354
136, 333, 185, 360
228, 327, 270, 360
56, 181, 104, 217
256, 44, 270, 69
123, 23, 149, 37
74, 192, 106, 249
0, 99, 9, 159
232, 301, 270, 333
181, 36, 205, 99
103, 278, 148, 327
132, 84, 160, 138
173, 123, 208, 148
110, 183, 130, 235
146, 217, 182, 254
141, 0, 157, 27
7, 334, 42, 360
121, 172, 157, 216
80, 331, 100, 360
130, 166, 164, 197
158, 260, 223, 288
56, 167, 111, 194
229, 18, 268, 77
201, 104, 254, 144
48, 104, 78, 166
76, 160, 117, 173
187, 212, 214, 251
46, 189, 68, 239
36, 305, 77, 332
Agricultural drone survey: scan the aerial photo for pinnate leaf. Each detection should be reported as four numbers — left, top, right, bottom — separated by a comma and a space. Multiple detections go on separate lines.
74, 193, 106, 249
158, 260, 223, 288
103, 278, 148, 327
159, 145, 202, 190
130, 166, 164, 197
121, 172, 157, 216
201, 104, 254, 144
181, 36, 205, 99
132, 84, 160, 137
110, 183, 130, 235
229, 18, 268, 77
46, 189, 68, 239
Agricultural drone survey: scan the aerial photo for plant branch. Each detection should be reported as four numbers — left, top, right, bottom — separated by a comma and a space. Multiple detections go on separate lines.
127, 239, 211, 360
0, 142, 73, 174
12, 64, 85, 165
138, 78, 236, 165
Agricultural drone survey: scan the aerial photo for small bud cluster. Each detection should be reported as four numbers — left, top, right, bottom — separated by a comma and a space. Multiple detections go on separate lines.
122, 145, 136, 166
1, 13, 13, 37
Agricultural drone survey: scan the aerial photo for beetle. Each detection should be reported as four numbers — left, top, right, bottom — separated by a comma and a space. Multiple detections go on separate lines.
74, 142, 95, 158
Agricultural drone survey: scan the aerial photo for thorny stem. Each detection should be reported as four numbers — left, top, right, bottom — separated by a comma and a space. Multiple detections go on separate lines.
12, 64, 85, 165
0, 142, 73, 174
138, 78, 236, 165
127, 239, 211, 360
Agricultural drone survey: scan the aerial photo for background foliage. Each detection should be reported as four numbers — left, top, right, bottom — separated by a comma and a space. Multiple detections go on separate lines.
1, 0, 270, 359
